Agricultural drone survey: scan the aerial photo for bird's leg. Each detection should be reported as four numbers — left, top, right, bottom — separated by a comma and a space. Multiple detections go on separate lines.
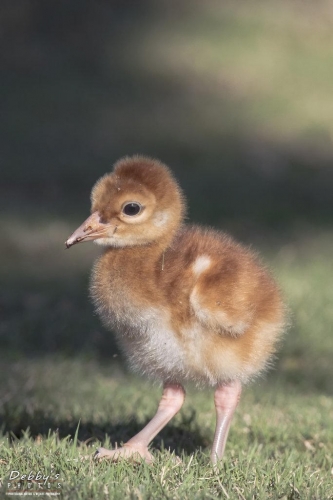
95, 383, 185, 463
211, 380, 242, 465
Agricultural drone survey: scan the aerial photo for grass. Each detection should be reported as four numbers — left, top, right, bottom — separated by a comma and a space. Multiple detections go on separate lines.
0, 359, 333, 499
1, 0, 333, 498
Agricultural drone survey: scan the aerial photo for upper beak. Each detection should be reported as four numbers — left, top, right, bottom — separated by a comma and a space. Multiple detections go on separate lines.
65, 211, 112, 248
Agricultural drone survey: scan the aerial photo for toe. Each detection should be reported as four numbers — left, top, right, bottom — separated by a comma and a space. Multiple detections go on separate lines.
94, 445, 154, 464
94, 447, 108, 460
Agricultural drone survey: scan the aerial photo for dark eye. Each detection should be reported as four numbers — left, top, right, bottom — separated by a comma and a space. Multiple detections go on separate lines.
122, 202, 142, 216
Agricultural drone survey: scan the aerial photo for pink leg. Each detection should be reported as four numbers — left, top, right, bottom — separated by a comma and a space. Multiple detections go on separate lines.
95, 383, 185, 463
211, 380, 242, 464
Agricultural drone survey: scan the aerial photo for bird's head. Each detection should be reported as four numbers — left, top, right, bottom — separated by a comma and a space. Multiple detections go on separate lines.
65, 156, 186, 249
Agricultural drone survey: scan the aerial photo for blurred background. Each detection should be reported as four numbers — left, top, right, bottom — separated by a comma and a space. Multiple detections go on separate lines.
1, 0, 333, 438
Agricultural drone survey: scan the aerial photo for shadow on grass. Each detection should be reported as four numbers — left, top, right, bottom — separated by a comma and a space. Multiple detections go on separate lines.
1, 405, 210, 456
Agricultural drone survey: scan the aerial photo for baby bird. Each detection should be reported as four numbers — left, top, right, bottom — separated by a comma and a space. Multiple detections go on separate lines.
66, 156, 285, 464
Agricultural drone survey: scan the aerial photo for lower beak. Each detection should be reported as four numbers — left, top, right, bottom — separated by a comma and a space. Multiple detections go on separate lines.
65, 211, 112, 248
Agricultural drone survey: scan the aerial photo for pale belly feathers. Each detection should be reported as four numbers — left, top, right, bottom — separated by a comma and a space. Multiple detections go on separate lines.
92, 289, 254, 386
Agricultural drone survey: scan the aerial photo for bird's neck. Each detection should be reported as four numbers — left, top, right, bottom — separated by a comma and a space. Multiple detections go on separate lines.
102, 227, 181, 270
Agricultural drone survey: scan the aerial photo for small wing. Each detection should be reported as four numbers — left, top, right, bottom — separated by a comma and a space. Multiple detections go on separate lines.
189, 254, 256, 337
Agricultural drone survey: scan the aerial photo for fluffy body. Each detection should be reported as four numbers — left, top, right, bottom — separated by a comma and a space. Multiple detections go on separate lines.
85, 154, 285, 389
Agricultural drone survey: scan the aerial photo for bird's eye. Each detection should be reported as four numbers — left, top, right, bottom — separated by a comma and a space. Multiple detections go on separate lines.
122, 202, 142, 216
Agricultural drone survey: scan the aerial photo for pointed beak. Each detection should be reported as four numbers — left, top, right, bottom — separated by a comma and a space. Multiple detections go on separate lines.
65, 211, 112, 248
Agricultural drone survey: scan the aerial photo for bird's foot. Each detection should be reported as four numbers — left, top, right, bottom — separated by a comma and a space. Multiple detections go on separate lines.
94, 444, 154, 464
